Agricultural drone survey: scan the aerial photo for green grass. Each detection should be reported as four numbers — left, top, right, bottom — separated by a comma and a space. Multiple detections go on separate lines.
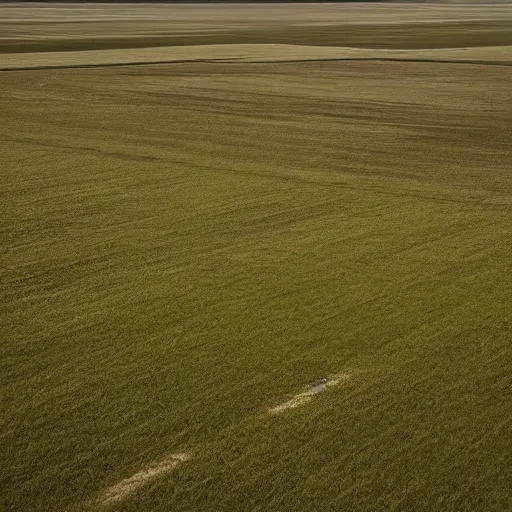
1, 5, 512, 512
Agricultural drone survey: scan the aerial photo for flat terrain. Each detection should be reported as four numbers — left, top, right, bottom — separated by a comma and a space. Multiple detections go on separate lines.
1, 4, 512, 512
2, 3, 512, 52
3, 43, 512, 71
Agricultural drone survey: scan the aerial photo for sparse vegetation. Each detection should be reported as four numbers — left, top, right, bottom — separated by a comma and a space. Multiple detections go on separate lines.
1, 4, 511, 512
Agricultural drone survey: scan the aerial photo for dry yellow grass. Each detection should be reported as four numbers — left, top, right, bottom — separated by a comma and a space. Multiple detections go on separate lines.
3, 3, 512, 25
2, 3, 511, 53
2, 43, 512, 70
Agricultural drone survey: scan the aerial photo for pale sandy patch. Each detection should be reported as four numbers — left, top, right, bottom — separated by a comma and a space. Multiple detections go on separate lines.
269, 374, 350, 415
99, 453, 190, 506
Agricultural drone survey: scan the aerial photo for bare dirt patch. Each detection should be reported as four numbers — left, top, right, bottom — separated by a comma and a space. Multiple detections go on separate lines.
99, 453, 190, 506
269, 374, 350, 415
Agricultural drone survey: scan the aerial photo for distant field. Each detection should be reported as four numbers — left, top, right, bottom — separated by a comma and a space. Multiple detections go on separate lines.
2, 43, 512, 71
2, 20, 512, 53
1, 4, 512, 512
2, 3, 512, 53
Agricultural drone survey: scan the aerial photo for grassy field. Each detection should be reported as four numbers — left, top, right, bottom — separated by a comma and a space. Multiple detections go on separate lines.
2, 20, 512, 53
2, 3, 512, 53
2, 43, 512, 71
1, 4, 512, 512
